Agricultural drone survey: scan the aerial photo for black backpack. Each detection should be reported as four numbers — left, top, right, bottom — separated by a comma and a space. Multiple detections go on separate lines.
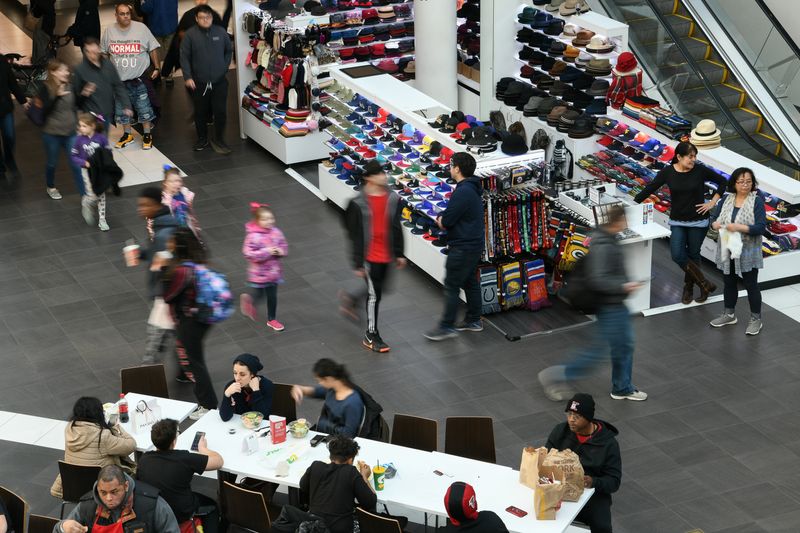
560, 254, 597, 315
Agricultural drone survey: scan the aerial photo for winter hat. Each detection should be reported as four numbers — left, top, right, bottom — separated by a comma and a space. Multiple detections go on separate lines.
444, 482, 479, 526
565, 393, 595, 420
233, 353, 263, 375
613, 51, 638, 75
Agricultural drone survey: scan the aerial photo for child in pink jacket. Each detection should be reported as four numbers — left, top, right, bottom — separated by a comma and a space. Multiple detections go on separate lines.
241, 203, 288, 331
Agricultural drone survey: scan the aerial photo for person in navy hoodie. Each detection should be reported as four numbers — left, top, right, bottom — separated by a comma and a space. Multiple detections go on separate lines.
218, 353, 274, 421
140, 0, 178, 82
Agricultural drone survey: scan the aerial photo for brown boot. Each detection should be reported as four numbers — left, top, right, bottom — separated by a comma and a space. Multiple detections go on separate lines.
681, 271, 694, 304
685, 261, 716, 303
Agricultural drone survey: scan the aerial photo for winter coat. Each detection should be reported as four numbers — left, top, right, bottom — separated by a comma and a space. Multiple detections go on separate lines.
242, 222, 288, 285
87, 146, 124, 196
440, 177, 484, 250
584, 227, 629, 306
50, 421, 137, 498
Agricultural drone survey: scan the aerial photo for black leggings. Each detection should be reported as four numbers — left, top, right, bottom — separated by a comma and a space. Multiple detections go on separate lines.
251, 284, 278, 321
176, 317, 217, 409
723, 260, 761, 314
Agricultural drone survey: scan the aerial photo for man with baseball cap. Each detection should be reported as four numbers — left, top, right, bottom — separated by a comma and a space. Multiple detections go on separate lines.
545, 393, 621, 533
443, 481, 508, 532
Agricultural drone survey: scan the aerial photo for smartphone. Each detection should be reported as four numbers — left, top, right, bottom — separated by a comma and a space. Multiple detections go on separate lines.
433, 470, 443, 476
506, 506, 528, 518
310, 434, 326, 447
191, 431, 205, 452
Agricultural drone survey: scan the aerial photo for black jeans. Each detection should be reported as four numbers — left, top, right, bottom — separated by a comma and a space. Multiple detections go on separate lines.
440, 247, 482, 329
723, 260, 761, 314
0, 113, 16, 173
576, 492, 612, 533
251, 284, 278, 321
176, 317, 217, 409
192, 77, 228, 142
195, 492, 219, 533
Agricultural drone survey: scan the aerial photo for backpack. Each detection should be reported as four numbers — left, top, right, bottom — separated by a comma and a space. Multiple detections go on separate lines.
183, 262, 234, 324
560, 254, 597, 315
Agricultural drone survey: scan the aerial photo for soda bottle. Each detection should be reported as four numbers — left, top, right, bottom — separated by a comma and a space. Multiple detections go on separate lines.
118, 393, 129, 423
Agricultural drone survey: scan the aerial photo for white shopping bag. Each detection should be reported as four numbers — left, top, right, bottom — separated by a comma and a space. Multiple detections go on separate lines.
131, 399, 163, 434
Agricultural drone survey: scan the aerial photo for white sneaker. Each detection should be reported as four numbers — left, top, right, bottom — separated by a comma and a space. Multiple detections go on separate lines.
47, 187, 62, 200
189, 407, 209, 420
98, 219, 110, 231
610, 390, 648, 401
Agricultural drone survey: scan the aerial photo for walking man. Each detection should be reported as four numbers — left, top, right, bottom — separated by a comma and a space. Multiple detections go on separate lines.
180, 4, 233, 154
140, 0, 179, 84
101, 3, 160, 150
425, 152, 484, 341
73, 37, 132, 124
342, 160, 405, 353
538, 205, 648, 402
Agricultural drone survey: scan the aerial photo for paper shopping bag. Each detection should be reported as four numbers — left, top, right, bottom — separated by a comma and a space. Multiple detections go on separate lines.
519, 446, 547, 489
147, 297, 175, 330
132, 399, 163, 434
542, 449, 584, 501
534, 465, 566, 520
270, 415, 287, 444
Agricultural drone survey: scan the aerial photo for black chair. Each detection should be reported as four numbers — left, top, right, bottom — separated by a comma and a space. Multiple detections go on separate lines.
120, 364, 169, 398
0, 486, 28, 533
391, 414, 438, 452
221, 481, 277, 533
444, 416, 496, 464
57, 462, 102, 518
29, 514, 60, 533
355, 508, 403, 533
271, 383, 297, 422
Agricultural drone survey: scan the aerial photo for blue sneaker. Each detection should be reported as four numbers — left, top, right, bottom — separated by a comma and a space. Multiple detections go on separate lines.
424, 327, 458, 341
455, 321, 483, 332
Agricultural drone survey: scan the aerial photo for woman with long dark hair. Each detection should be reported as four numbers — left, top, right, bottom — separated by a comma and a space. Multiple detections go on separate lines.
291, 358, 365, 437
50, 396, 136, 498
162, 227, 218, 418
709, 167, 767, 335
634, 141, 727, 303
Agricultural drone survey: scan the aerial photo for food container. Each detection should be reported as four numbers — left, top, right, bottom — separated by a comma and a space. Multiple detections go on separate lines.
288, 418, 309, 438
241, 411, 264, 429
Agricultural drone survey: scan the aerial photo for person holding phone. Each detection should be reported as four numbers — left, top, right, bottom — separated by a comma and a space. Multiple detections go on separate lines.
137, 419, 223, 533
443, 481, 508, 532
73, 37, 132, 130
218, 353, 274, 421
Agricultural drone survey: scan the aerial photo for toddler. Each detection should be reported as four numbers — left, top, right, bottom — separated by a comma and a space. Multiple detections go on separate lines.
241, 203, 288, 331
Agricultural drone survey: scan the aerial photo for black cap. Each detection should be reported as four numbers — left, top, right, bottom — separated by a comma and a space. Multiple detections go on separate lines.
565, 393, 595, 420
233, 353, 263, 374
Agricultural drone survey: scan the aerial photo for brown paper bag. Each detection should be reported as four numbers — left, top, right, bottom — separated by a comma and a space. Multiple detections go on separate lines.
534, 465, 566, 520
519, 446, 547, 489
542, 449, 584, 502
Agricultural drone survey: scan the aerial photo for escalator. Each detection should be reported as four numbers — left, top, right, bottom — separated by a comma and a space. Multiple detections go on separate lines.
597, 0, 800, 177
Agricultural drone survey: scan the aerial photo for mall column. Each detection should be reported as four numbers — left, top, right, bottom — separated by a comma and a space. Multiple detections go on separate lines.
413, 0, 458, 109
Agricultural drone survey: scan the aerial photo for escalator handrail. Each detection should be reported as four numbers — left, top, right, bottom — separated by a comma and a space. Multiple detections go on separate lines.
610, 0, 800, 172
754, 0, 800, 69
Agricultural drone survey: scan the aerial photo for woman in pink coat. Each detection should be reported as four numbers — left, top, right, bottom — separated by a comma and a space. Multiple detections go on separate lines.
240, 203, 288, 331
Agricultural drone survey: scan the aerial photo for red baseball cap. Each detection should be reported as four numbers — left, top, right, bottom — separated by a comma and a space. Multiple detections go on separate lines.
659, 145, 675, 162
444, 482, 479, 526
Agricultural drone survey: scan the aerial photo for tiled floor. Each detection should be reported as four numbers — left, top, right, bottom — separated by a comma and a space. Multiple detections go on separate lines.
3, 6, 800, 533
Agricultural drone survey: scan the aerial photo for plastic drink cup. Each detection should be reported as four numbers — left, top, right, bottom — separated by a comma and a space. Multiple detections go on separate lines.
373, 465, 386, 491
123, 244, 141, 267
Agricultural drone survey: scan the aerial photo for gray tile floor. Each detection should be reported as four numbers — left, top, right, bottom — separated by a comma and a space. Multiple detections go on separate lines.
2, 21, 800, 533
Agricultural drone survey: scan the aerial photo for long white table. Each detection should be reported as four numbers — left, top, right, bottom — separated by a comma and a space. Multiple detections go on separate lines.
176, 410, 593, 533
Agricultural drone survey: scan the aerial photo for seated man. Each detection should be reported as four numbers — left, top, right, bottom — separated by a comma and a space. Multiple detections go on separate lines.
53, 464, 179, 533
443, 481, 508, 532
137, 419, 224, 533
299, 435, 377, 533
545, 393, 621, 533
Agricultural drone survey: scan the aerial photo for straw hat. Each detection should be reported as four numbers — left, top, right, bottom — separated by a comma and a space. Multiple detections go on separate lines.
690, 119, 721, 148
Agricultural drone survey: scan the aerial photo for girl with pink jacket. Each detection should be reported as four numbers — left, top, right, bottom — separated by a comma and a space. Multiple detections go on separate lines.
240, 203, 288, 331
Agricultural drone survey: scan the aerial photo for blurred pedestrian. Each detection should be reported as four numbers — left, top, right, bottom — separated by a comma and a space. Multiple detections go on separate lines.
140, 0, 178, 84
0, 58, 28, 180
67, 0, 100, 48
73, 37, 132, 124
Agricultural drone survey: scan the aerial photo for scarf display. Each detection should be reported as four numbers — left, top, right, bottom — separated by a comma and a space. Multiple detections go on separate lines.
524, 259, 550, 311
479, 265, 501, 315
500, 262, 525, 310
482, 188, 550, 261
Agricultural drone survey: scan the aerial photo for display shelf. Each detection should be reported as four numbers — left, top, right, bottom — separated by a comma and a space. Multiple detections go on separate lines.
571, 11, 629, 50
514, 23, 622, 61
329, 35, 415, 50
605, 108, 800, 203
241, 111, 330, 164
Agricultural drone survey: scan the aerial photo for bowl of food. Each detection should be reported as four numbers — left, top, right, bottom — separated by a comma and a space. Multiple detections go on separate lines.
241, 411, 264, 429
288, 418, 309, 438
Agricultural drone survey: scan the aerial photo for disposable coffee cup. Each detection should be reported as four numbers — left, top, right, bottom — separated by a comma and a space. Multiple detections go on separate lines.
123, 244, 141, 267
373, 465, 386, 491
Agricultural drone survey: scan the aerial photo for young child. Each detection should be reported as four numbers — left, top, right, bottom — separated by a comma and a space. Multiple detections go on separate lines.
241, 203, 288, 331
147, 166, 202, 240
71, 112, 110, 231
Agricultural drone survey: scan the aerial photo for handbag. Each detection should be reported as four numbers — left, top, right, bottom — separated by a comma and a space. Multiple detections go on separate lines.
147, 297, 175, 330
26, 96, 46, 127
131, 399, 163, 434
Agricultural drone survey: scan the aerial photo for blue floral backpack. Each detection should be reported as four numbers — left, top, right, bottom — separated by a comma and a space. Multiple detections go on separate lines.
183, 262, 234, 323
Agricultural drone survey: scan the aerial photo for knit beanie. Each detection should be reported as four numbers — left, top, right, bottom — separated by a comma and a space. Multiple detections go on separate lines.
234, 353, 264, 375
444, 482, 479, 526
565, 393, 595, 420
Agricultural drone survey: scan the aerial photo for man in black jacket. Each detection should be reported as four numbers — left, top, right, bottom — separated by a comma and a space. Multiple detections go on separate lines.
73, 37, 132, 126
0, 60, 27, 180
545, 394, 621, 533
425, 152, 484, 341
180, 4, 233, 154
342, 161, 405, 353
538, 205, 647, 402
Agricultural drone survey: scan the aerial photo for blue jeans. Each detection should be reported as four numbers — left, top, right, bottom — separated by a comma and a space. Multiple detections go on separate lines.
116, 79, 154, 126
564, 304, 635, 396
0, 113, 16, 172
669, 224, 706, 267
440, 247, 482, 329
42, 133, 85, 194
